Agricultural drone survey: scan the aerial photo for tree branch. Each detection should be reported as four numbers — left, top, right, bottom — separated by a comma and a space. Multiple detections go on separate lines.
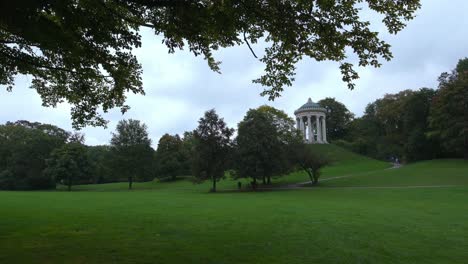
98, 1, 155, 29
243, 32, 258, 59
117, 0, 189, 8
1, 50, 111, 78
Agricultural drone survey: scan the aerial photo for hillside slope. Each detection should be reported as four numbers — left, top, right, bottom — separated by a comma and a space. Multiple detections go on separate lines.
309, 144, 391, 177
275, 144, 390, 185
321, 159, 468, 187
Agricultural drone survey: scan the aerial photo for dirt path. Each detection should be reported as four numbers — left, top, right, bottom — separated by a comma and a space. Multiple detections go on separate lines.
221, 163, 467, 192
304, 185, 462, 190
386, 162, 402, 169
231, 184, 464, 193
286, 163, 402, 188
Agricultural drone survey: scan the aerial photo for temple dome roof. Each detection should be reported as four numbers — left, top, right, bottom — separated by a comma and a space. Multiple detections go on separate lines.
294, 98, 327, 115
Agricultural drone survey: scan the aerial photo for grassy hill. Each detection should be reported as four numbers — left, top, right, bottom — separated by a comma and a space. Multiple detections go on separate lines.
276, 144, 390, 185
1, 145, 468, 263
322, 159, 468, 187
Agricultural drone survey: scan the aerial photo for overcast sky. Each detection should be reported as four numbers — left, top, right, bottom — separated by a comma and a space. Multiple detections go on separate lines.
1, 0, 467, 147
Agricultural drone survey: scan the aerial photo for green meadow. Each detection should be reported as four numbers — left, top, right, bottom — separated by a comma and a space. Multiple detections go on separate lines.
1, 145, 468, 263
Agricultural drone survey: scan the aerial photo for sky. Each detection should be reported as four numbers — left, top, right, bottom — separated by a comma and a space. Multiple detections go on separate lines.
1, 0, 468, 147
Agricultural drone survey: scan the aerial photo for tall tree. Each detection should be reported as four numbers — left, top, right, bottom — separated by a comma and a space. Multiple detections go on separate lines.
181, 131, 196, 170
257, 105, 298, 143
44, 142, 90, 191
110, 119, 154, 189
192, 110, 234, 192
292, 144, 330, 185
318, 98, 354, 141
1, 0, 421, 127
235, 106, 298, 186
154, 134, 190, 180
87, 145, 115, 184
429, 58, 468, 159
402, 88, 439, 161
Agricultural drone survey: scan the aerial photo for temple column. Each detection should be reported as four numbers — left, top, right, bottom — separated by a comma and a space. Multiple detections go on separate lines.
300, 117, 306, 141
296, 118, 300, 130
316, 115, 322, 143
322, 116, 328, 143
303, 119, 307, 141
307, 115, 314, 143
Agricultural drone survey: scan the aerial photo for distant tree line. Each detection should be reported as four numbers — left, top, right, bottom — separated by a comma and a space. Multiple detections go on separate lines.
1, 58, 465, 191
0, 119, 156, 190
326, 58, 467, 162
0, 107, 324, 191
0, 121, 72, 190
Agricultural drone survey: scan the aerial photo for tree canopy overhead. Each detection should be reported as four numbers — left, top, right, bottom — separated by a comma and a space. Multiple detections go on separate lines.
1, 0, 420, 128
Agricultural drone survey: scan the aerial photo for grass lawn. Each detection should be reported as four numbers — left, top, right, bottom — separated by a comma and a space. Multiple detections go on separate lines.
1, 145, 468, 263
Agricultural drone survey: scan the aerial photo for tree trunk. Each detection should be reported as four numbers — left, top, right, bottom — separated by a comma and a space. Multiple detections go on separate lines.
312, 170, 319, 185
128, 176, 133, 190
262, 175, 266, 185
212, 176, 216, 192
267, 175, 271, 185
67, 176, 72, 192
306, 170, 314, 184
252, 178, 257, 191
464, 136, 467, 160
312, 176, 318, 185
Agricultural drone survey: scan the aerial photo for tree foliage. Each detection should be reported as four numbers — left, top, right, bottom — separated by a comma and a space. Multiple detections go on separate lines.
154, 133, 191, 180
192, 109, 234, 192
44, 142, 90, 191
402, 88, 439, 161
428, 58, 468, 159
1, 0, 421, 127
0, 121, 68, 190
318, 98, 354, 141
292, 144, 330, 185
0, 118, 159, 190
340, 88, 441, 162
235, 106, 299, 185
86, 145, 115, 184
111, 119, 152, 147
110, 119, 154, 189
257, 105, 297, 141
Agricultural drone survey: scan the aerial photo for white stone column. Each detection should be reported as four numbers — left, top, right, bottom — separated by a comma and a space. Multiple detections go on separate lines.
303, 119, 307, 141
298, 117, 302, 133
300, 117, 306, 141
316, 115, 322, 143
307, 115, 314, 143
296, 118, 300, 130
322, 116, 328, 143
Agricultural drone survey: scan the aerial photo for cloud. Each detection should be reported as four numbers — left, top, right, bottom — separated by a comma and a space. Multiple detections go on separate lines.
1, 0, 467, 146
